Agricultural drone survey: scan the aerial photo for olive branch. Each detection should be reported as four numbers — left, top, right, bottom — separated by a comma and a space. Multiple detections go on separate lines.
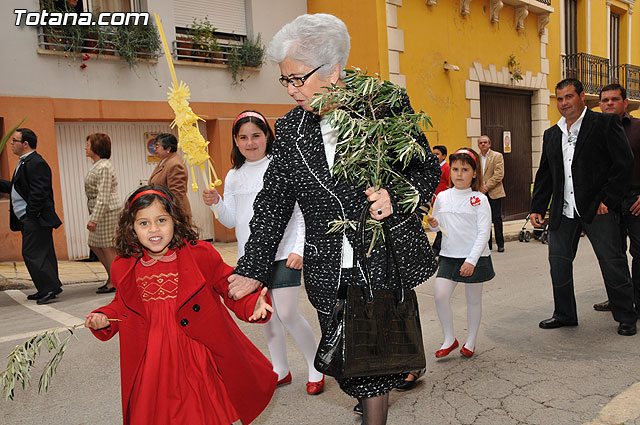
312, 68, 432, 254
1, 319, 120, 401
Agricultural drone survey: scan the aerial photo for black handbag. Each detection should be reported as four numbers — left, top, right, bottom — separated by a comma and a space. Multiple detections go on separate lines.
314, 204, 426, 378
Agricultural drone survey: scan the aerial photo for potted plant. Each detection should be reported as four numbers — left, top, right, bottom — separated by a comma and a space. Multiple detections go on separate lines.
508, 54, 523, 82
176, 33, 194, 61
113, 22, 161, 68
188, 17, 219, 62
228, 34, 265, 85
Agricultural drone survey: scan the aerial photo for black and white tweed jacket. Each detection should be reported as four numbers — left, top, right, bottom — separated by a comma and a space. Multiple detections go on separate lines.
234, 96, 440, 314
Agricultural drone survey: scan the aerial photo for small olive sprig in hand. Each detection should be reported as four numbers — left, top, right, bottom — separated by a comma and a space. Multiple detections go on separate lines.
0, 318, 120, 401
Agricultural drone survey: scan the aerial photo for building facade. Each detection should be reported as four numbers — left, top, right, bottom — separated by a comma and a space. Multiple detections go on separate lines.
2, 0, 639, 261
0, 0, 306, 261
310, 0, 556, 220
546, 0, 639, 122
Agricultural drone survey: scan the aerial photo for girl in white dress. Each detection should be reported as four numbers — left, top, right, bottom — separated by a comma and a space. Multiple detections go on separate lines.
428, 148, 495, 359
203, 110, 324, 394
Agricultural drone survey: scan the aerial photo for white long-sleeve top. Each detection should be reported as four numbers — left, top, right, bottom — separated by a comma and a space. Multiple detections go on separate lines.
211, 156, 305, 260
429, 187, 491, 265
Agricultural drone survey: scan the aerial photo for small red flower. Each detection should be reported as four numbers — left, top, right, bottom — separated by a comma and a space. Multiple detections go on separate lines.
470, 196, 481, 206
82, 54, 90, 61
80, 63, 87, 69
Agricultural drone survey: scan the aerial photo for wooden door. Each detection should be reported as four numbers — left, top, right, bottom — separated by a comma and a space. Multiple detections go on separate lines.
480, 86, 532, 220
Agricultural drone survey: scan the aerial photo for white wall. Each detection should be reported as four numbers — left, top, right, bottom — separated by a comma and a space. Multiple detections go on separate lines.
0, 0, 306, 104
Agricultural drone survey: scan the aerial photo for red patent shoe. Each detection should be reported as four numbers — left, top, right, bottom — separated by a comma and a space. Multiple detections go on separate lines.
277, 372, 292, 387
460, 345, 475, 358
306, 375, 325, 395
435, 339, 459, 358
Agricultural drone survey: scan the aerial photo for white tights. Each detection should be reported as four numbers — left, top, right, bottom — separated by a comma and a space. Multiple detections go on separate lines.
264, 286, 324, 382
433, 278, 483, 351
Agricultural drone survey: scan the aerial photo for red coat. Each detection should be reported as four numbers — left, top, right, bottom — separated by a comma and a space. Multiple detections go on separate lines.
90, 240, 277, 424
435, 162, 450, 196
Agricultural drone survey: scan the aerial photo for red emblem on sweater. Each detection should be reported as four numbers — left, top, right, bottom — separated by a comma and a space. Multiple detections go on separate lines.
470, 196, 481, 206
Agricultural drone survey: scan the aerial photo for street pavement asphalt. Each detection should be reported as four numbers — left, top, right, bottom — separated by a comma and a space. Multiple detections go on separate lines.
1, 221, 639, 425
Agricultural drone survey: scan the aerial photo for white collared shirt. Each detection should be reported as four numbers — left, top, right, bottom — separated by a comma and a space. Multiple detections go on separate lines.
557, 106, 587, 218
11, 151, 35, 219
481, 152, 488, 173
320, 116, 354, 268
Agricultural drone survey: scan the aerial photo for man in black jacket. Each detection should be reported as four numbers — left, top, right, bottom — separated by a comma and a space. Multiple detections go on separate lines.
0, 128, 63, 304
592, 84, 640, 314
530, 78, 637, 336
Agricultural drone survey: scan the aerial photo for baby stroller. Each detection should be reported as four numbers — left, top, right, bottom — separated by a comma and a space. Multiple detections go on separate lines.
518, 213, 548, 244
519, 183, 549, 244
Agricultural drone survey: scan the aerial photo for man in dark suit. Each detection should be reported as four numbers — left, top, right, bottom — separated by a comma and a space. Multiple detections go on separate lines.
530, 78, 637, 336
0, 128, 63, 304
592, 84, 640, 314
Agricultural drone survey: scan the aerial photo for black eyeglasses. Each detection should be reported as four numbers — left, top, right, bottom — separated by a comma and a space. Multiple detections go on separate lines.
279, 64, 325, 88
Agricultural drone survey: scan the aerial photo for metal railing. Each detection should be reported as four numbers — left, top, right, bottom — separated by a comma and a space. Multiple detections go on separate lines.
172, 37, 240, 64
36, 26, 157, 60
613, 64, 640, 100
563, 53, 610, 95
536, 0, 552, 5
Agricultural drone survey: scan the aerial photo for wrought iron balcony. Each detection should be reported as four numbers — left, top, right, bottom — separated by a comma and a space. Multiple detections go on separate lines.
562, 53, 610, 95
613, 64, 640, 100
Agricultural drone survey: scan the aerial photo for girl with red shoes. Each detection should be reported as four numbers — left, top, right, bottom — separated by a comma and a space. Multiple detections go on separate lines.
203, 110, 325, 395
427, 148, 495, 359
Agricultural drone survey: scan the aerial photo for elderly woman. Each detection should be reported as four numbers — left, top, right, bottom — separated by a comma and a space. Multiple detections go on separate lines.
148, 133, 192, 219
85, 133, 120, 293
226, 14, 440, 425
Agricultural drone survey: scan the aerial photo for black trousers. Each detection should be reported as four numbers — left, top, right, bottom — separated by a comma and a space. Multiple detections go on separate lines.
488, 196, 504, 249
20, 217, 62, 294
621, 191, 640, 309
548, 213, 637, 324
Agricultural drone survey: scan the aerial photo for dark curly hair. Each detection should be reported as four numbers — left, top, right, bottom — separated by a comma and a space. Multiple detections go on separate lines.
448, 147, 483, 192
115, 184, 198, 257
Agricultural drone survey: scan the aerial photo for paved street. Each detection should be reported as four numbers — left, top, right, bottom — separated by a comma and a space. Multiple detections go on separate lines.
1, 239, 640, 424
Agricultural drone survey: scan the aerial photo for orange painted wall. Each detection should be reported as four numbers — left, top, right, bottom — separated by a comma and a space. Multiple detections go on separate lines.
0, 96, 294, 261
307, 0, 388, 78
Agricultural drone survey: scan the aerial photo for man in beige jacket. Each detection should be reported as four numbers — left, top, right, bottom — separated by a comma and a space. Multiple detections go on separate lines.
478, 135, 506, 252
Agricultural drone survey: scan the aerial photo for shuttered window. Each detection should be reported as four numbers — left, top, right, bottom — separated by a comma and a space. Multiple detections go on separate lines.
173, 0, 246, 36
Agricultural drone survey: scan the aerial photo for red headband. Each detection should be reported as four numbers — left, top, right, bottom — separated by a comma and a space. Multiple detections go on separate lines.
453, 149, 477, 164
233, 111, 267, 127
129, 190, 170, 207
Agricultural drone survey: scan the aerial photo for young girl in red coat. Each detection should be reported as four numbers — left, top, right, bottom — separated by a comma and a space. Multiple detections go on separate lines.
85, 185, 277, 425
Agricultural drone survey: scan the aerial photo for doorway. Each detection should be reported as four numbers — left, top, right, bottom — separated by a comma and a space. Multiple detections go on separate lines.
480, 86, 533, 220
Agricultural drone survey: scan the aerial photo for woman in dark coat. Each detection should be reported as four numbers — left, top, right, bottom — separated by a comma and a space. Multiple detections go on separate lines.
226, 13, 440, 425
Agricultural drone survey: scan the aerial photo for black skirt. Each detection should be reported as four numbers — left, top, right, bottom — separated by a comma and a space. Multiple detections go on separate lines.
436, 255, 495, 283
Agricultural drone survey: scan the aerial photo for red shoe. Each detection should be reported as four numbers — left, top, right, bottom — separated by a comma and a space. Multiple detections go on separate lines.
460, 345, 475, 358
277, 372, 292, 387
306, 375, 325, 395
435, 339, 459, 358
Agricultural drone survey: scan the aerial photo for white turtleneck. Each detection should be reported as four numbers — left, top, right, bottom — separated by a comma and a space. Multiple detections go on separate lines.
429, 187, 491, 265
212, 156, 304, 260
